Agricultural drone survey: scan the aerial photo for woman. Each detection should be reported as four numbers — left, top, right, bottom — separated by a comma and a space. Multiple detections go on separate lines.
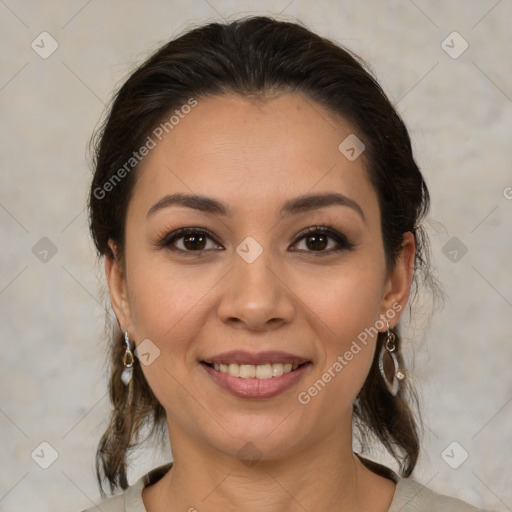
82, 16, 497, 512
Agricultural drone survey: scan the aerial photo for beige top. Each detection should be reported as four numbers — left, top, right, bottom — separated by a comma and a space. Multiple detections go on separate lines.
81, 462, 497, 512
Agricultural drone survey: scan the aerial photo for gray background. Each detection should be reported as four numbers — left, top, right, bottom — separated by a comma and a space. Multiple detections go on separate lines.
1, 1, 511, 511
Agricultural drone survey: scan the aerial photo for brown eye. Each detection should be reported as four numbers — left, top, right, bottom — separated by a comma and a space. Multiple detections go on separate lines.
303, 233, 329, 251
182, 232, 207, 250
158, 228, 222, 253
291, 226, 356, 254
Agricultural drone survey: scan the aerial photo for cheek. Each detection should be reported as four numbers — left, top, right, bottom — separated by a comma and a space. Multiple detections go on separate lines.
125, 260, 207, 418
300, 250, 385, 341
294, 257, 385, 403
126, 256, 211, 340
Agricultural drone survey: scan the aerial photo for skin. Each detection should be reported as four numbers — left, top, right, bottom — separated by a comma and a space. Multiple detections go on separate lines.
105, 92, 415, 512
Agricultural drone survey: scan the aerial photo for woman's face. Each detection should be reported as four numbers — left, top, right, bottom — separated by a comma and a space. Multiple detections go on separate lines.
107, 92, 414, 461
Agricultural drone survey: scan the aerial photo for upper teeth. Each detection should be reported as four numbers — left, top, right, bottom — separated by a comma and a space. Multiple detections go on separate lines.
212, 363, 299, 379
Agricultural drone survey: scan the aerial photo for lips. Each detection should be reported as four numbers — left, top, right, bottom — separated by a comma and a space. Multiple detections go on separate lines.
200, 350, 312, 398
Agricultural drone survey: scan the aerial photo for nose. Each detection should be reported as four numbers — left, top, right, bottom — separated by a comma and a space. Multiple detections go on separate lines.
216, 245, 296, 332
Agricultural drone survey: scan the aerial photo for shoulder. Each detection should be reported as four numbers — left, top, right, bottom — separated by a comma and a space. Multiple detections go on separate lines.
78, 480, 146, 512
390, 478, 498, 512
79, 481, 145, 512
78, 463, 173, 512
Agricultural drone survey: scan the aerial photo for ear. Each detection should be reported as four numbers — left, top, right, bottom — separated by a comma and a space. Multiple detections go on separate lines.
105, 239, 132, 332
379, 231, 415, 328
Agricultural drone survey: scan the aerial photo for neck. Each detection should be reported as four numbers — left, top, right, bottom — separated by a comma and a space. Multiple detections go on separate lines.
142, 422, 397, 512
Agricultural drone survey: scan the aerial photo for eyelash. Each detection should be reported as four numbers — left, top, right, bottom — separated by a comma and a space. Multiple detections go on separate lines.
156, 225, 356, 256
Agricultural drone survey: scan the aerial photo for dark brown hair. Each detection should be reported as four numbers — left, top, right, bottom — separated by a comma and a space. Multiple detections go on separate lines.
88, 15, 437, 495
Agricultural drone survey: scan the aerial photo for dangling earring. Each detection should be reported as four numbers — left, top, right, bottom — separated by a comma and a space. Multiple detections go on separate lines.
378, 320, 405, 396
121, 330, 134, 385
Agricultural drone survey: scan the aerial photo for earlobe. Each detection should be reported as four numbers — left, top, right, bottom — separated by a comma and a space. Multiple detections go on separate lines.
105, 239, 131, 331
381, 232, 415, 327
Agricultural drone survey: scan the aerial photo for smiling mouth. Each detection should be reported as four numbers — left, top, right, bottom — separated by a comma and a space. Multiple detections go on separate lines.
201, 361, 311, 380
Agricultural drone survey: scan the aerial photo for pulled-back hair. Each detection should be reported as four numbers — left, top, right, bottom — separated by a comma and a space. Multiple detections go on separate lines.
88, 15, 437, 495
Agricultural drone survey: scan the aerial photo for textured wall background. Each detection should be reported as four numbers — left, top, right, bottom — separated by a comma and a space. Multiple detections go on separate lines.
1, 1, 511, 511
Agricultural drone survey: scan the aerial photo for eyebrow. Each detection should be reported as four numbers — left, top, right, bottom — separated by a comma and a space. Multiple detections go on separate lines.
147, 192, 366, 223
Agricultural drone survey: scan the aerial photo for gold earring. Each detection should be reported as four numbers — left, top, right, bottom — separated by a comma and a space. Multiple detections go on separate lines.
378, 320, 405, 396
121, 329, 134, 385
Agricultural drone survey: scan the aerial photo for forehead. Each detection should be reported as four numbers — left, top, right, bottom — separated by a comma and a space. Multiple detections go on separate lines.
129, 92, 379, 223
